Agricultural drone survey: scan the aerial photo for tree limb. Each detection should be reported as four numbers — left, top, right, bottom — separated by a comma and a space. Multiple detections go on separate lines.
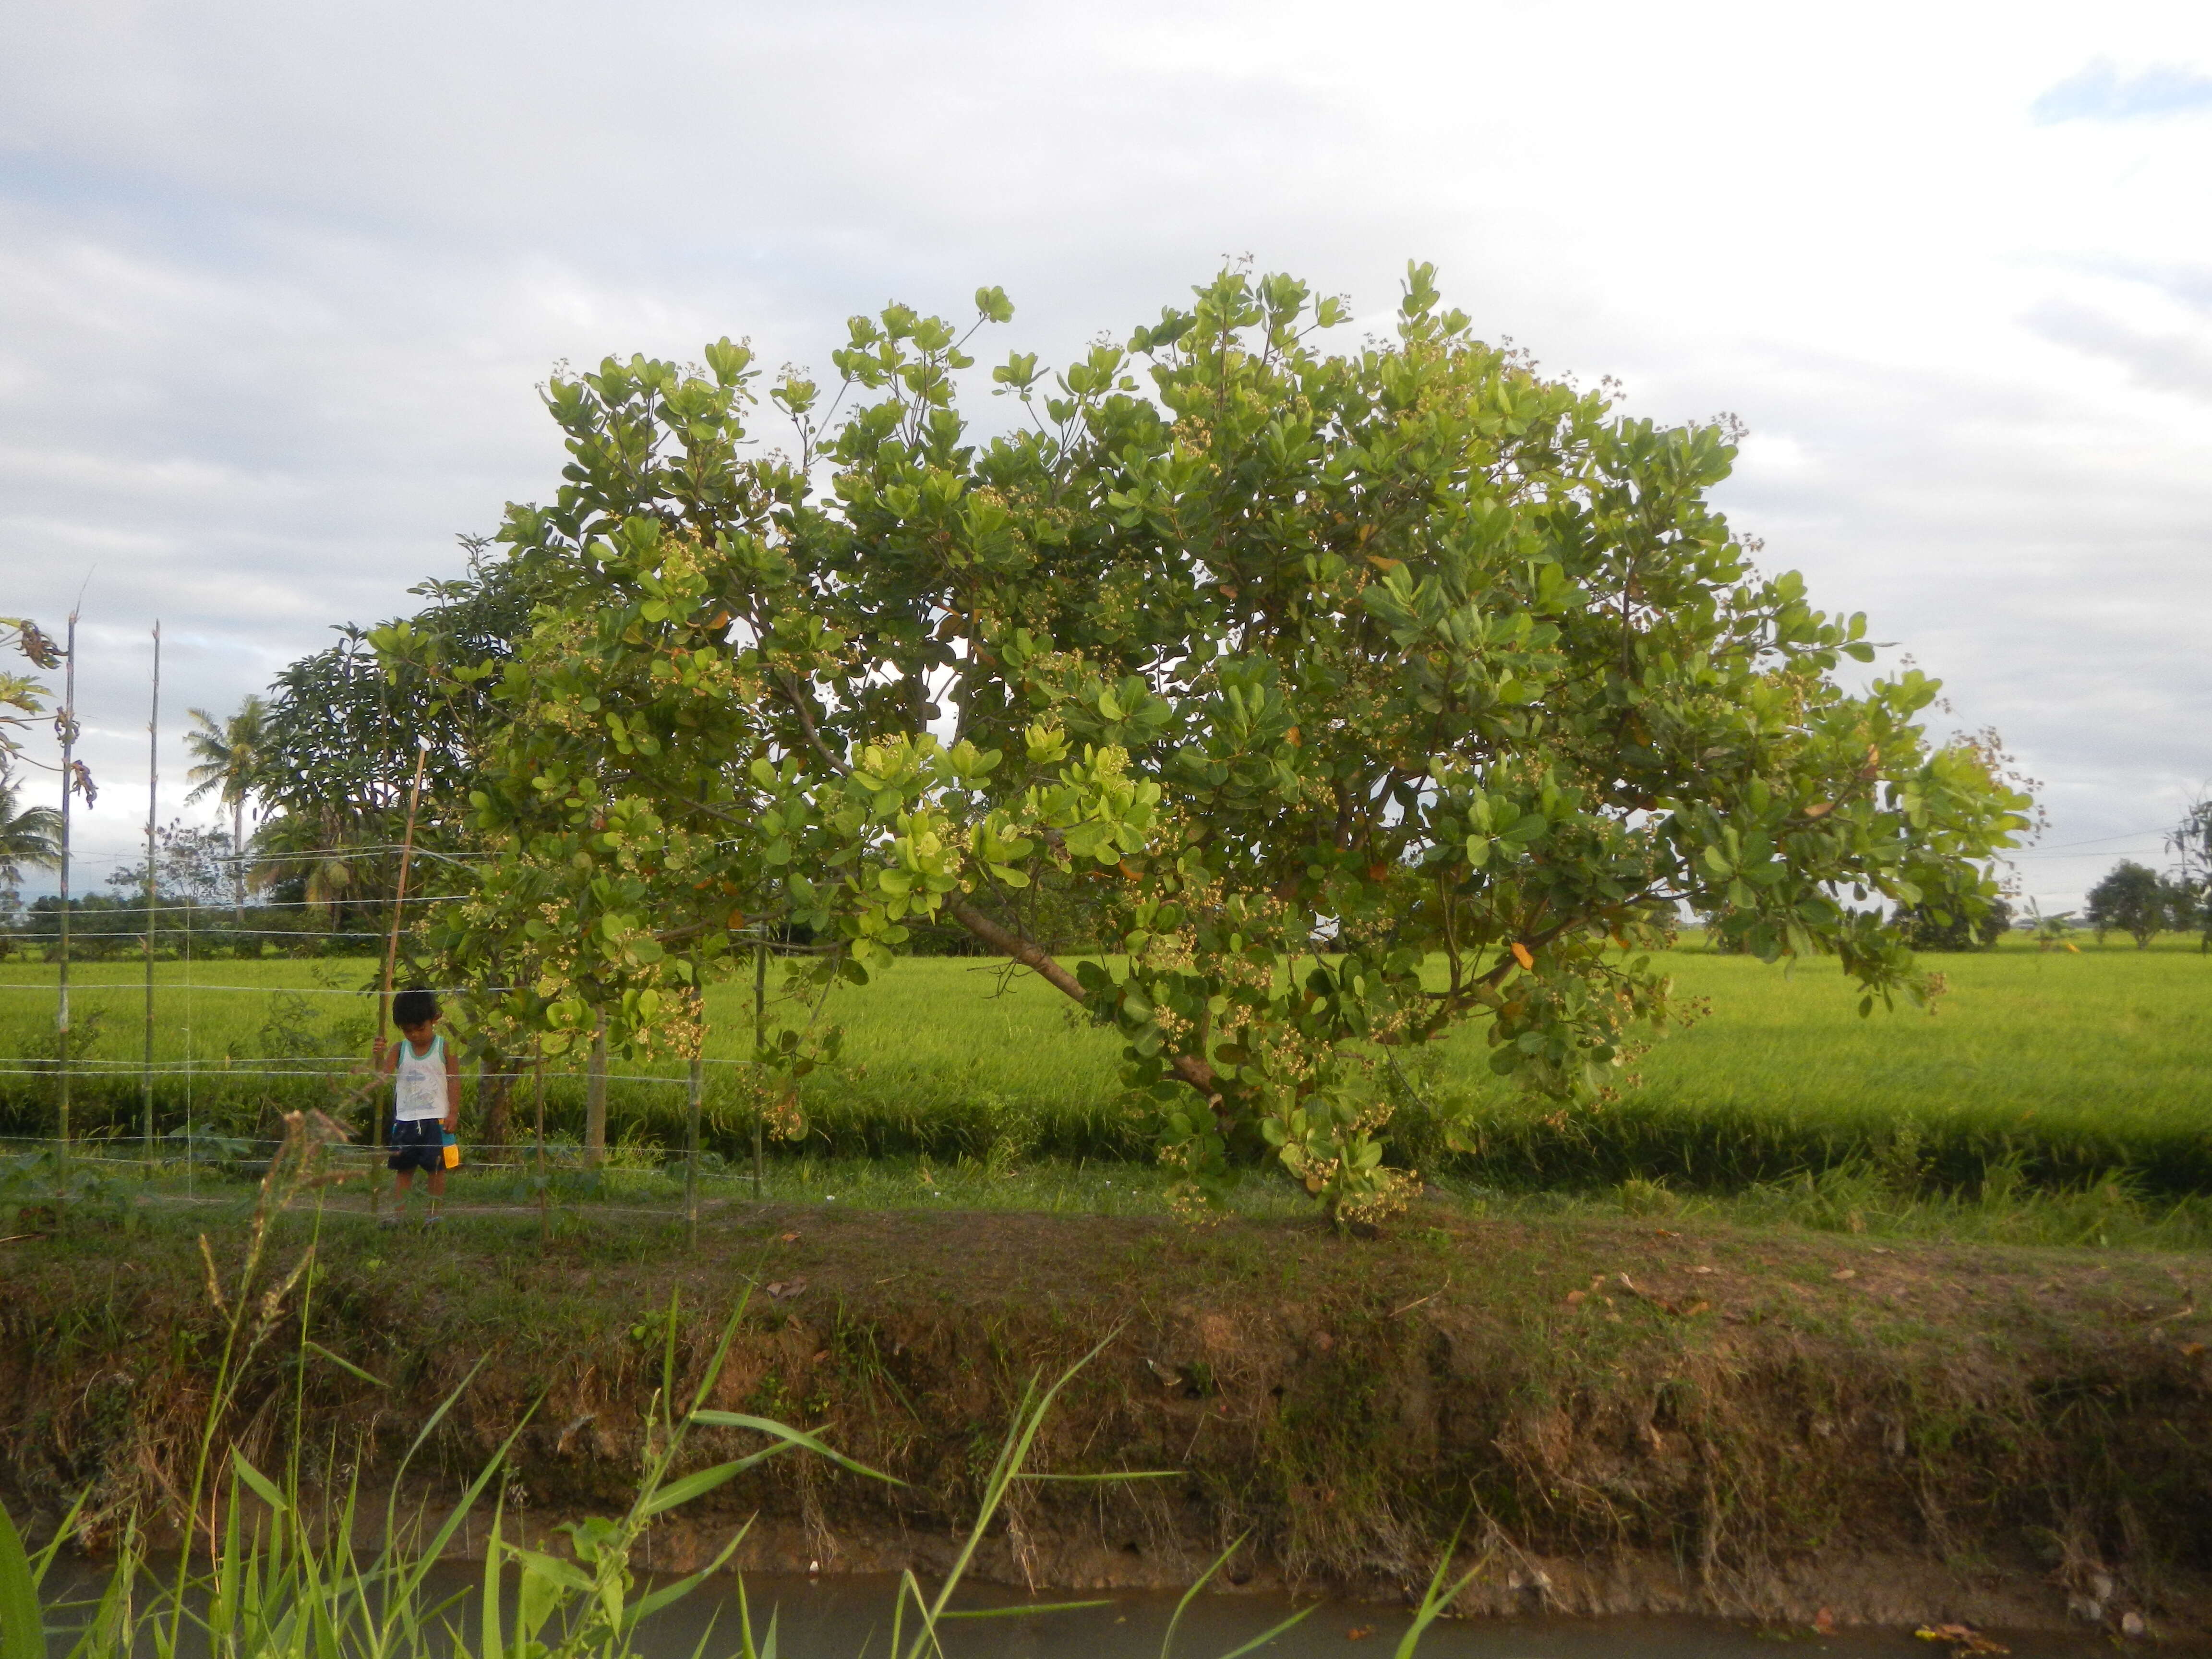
771, 669, 848, 777
943, 893, 1225, 1103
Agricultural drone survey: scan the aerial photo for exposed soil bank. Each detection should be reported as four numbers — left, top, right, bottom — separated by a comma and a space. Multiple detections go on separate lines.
4, 1199, 2210, 1643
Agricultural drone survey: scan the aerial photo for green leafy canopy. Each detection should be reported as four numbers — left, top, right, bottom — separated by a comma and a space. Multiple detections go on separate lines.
403, 263, 2031, 1220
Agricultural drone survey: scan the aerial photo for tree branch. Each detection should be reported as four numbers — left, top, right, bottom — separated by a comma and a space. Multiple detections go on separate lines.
944, 893, 1084, 998
943, 893, 1225, 1103
771, 669, 848, 777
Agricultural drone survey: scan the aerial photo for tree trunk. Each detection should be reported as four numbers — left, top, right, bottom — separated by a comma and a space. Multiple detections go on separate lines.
232, 797, 247, 932
583, 1024, 608, 1168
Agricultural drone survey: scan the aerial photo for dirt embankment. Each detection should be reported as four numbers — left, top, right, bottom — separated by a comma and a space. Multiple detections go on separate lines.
4, 1201, 2210, 1641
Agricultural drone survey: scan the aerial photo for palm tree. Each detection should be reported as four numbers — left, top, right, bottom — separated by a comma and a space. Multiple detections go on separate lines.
0, 764, 62, 890
184, 694, 269, 922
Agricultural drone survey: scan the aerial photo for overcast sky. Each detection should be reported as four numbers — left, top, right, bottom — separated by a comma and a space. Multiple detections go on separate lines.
3, 0, 2209, 910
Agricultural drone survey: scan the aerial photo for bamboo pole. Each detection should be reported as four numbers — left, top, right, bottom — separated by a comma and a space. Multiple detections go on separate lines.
182, 898, 192, 1197
534, 1039, 549, 1244
583, 1023, 608, 1170
685, 947, 705, 1238
54, 607, 78, 1149
370, 738, 431, 1216
685, 1051, 703, 1242
751, 937, 767, 1201
142, 622, 160, 1157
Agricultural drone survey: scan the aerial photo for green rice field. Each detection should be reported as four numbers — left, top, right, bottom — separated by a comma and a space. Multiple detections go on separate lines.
2, 937, 2207, 1196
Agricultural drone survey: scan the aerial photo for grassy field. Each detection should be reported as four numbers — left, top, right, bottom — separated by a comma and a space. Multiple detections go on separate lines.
2, 936, 2208, 1198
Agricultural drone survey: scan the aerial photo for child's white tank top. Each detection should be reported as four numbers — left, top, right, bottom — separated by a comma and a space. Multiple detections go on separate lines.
395, 1034, 447, 1121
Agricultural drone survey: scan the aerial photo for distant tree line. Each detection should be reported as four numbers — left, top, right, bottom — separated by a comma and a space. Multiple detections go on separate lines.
1889, 792, 2212, 954
2083, 857, 2209, 950
0, 550, 540, 961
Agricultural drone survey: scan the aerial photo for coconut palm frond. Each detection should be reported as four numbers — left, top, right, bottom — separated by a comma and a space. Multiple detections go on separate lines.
0, 771, 63, 888
183, 695, 270, 807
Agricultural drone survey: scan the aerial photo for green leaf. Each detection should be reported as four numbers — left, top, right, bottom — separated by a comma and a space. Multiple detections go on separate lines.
481, 1511, 505, 1659
229, 1446, 289, 1514
302, 1339, 390, 1388
640, 1451, 790, 1517
684, 1412, 905, 1487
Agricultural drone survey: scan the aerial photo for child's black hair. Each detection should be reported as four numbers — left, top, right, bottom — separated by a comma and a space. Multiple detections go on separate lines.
392, 989, 440, 1030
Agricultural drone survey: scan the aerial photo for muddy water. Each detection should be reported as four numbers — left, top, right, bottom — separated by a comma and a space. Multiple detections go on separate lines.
36, 1563, 2135, 1657
631, 1574, 2126, 1657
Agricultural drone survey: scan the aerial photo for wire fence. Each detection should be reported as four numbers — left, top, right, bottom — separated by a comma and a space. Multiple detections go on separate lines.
0, 1133, 694, 1170
8, 929, 394, 941
0, 929, 847, 1233
5, 902, 475, 915
0, 982, 512, 997
0, 1128, 787, 1233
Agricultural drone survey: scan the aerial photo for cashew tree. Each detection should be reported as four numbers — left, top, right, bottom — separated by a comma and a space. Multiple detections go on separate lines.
431, 264, 2030, 1219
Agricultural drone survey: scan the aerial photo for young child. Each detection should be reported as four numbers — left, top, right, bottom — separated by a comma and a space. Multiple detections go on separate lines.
378, 988, 460, 1224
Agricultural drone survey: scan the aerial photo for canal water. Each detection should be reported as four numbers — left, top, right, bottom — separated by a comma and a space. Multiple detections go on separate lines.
37, 1562, 2143, 1656
615, 1572, 2133, 1657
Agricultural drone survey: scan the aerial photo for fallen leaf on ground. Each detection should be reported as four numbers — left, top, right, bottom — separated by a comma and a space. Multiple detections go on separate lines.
1832, 1268, 1857, 1281
1345, 1627, 1374, 1640
1813, 1606, 1836, 1635
764, 1279, 807, 1300
1693, 1265, 1716, 1275
1565, 1289, 1588, 1306
779, 1232, 799, 1243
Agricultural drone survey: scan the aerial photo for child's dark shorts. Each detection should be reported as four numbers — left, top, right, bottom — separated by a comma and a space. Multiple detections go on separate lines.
387, 1118, 445, 1172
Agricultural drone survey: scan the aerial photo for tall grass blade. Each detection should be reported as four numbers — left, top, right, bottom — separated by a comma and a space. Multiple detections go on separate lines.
622, 1522, 751, 1630
733, 1574, 762, 1659
231, 1446, 290, 1513
1391, 1527, 1482, 1659
639, 1452, 795, 1517
0, 1499, 44, 1659
1209, 1604, 1314, 1659
932, 1599, 1111, 1619
302, 1340, 391, 1389
1161, 1530, 1248, 1659
480, 1506, 504, 1659
23, 1491, 88, 1591
60, 1513, 136, 1659
683, 1413, 904, 1488
895, 1329, 1119, 1659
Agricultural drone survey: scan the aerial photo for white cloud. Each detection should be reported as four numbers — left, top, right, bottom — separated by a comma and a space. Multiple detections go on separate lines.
2032, 59, 2212, 124
3, 0, 2212, 910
